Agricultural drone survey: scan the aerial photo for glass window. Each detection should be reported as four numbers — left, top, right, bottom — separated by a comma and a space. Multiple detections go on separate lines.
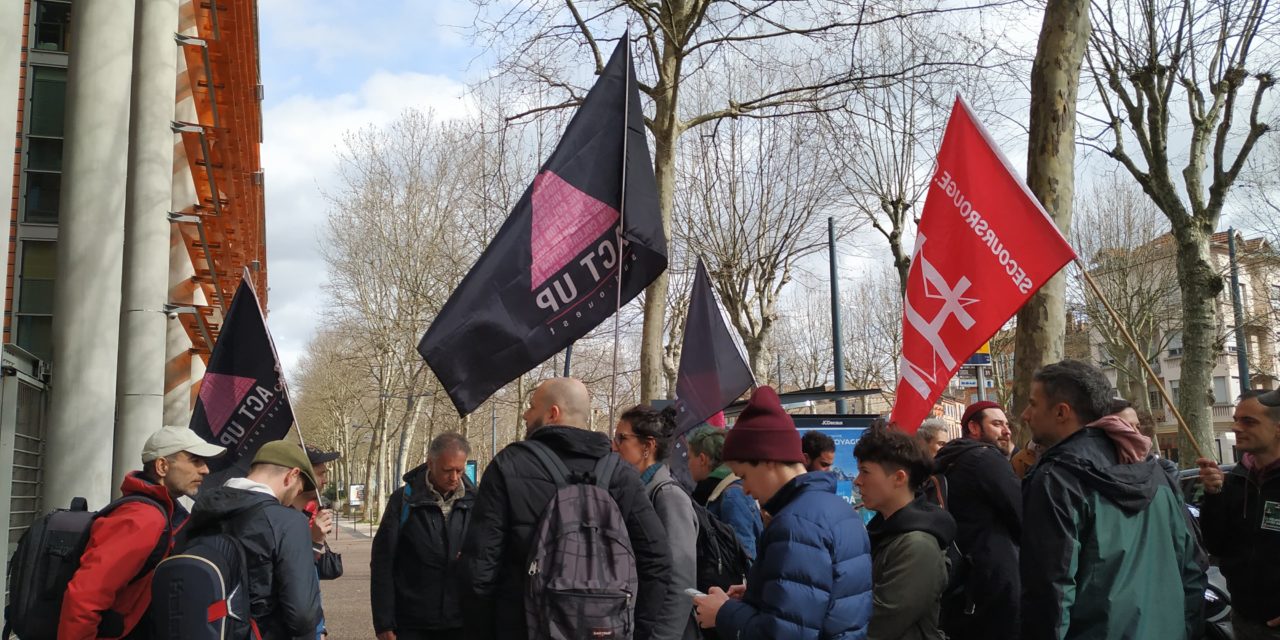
1213, 377, 1228, 404
22, 172, 60, 223
29, 67, 67, 138
33, 2, 71, 52
15, 242, 57, 361
1170, 379, 1180, 405
26, 138, 61, 172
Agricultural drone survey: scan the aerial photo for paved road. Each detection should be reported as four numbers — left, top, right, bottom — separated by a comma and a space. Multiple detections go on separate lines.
320, 517, 376, 639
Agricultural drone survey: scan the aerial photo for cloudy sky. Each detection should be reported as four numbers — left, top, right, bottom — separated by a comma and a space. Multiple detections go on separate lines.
258, 0, 481, 373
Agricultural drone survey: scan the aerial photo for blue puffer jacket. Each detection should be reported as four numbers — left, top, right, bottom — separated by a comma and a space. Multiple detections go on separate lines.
716, 472, 873, 639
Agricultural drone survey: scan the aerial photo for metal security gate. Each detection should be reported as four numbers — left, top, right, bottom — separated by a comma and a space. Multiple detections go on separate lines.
0, 345, 50, 597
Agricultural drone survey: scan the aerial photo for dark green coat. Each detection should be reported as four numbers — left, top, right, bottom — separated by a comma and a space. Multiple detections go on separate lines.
866, 496, 955, 640
1020, 427, 1206, 640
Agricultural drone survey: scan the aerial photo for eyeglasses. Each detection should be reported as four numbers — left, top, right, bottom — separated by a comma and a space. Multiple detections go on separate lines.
612, 433, 639, 444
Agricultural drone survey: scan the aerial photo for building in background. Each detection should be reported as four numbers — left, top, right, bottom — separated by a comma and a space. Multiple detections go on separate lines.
1092, 231, 1280, 462
0, 0, 267, 593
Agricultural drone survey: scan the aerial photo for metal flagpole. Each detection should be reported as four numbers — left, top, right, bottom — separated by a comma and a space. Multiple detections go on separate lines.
608, 35, 631, 432
1077, 259, 1205, 459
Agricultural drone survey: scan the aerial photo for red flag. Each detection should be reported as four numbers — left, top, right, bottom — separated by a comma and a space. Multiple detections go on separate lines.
890, 96, 1076, 432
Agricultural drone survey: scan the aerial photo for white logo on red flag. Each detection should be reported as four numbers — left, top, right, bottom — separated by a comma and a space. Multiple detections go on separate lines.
890, 96, 1076, 432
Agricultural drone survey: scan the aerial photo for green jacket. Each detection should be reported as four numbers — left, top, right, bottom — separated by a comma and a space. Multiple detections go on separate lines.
866, 496, 955, 640
1021, 425, 1207, 640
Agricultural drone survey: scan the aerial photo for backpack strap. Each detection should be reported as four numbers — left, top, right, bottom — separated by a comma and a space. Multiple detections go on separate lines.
516, 440, 572, 487
98, 494, 174, 583
931, 474, 948, 510
593, 452, 620, 489
400, 484, 413, 527
707, 474, 738, 504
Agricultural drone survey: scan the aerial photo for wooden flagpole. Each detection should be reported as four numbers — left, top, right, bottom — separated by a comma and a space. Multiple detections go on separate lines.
1076, 259, 1205, 459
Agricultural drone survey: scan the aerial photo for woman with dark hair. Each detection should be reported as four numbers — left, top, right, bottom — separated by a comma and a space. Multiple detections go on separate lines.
614, 405, 700, 640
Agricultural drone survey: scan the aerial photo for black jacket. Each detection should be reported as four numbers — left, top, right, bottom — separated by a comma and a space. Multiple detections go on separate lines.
1200, 458, 1280, 624
459, 425, 673, 640
185, 484, 321, 640
370, 463, 476, 632
931, 438, 1022, 640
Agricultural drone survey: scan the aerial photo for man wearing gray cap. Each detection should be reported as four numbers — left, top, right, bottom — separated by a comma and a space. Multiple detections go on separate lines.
59, 426, 225, 639
185, 440, 323, 639
1198, 389, 1280, 639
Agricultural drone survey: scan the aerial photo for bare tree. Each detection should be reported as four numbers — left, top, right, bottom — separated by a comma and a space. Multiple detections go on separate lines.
1083, 0, 1277, 455
841, 265, 904, 392
469, 0, 1008, 401
823, 10, 1002, 293
1010, 0, 1091, 424
1071, 176, 1180, 414
673, 112, 849, 378
773, 284, 835, 390
1240, 133, 1280, 247
320, 110, 481, 520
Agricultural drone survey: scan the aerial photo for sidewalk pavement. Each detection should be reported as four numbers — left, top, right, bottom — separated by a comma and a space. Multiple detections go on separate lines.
320, 516, 375, 638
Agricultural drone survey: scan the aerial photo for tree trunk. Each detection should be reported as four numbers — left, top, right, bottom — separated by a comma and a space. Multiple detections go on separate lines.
1011, 0, 1090, 430
397, 398, 425, 488
1172, 224, 1223, 462
885, 201, 911, 296
639, 44, 682, 404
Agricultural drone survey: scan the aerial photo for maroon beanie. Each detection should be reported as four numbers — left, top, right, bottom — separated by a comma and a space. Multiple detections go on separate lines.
961, 401, 1002, 432
722, 386, 805, 463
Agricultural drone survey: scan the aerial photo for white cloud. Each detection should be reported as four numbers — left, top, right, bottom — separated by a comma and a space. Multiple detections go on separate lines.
261, 70, 472, 376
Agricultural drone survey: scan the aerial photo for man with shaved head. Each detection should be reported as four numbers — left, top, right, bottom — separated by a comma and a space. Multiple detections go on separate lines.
459, 378, 672, 640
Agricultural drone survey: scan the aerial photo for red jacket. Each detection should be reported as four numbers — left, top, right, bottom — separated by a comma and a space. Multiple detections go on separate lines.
58, 472, 184, 639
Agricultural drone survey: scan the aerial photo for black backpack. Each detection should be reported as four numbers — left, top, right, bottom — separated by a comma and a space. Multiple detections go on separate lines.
150, 501, 270, 640
149, 531, 260, 640
656, 477, 751, 594
519, 441, 639, 640
919, 473, 973, 612
3, 495, 170, 640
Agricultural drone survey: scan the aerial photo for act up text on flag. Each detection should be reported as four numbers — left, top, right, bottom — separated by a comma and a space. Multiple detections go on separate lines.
890, 96, 1076, 432
418, 38, 667, 415
189, 271, 296, 476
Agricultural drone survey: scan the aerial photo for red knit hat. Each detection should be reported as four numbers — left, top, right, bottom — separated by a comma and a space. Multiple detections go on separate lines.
961, 401, 1003, 432
722, 386, 804, 463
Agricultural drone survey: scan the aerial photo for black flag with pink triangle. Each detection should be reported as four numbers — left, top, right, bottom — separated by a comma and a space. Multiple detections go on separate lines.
189, 273, 295, 476
419, 38, 667, 415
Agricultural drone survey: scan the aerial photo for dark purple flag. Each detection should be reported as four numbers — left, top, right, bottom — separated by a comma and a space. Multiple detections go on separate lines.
672, 259, 755, 437
189, 273, 295, 476
419, 39, 667, 415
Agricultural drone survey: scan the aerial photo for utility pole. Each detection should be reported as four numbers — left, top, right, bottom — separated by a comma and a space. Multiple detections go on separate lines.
1228, 228, 1252, 391
829, 217, 847, 414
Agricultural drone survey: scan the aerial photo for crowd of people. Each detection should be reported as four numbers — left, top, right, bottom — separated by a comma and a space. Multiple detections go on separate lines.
39, 359, 1280, 639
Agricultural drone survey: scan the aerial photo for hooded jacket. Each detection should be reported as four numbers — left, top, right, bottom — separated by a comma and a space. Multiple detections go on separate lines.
184, 482, 321, 640
1020, 425, 1206, 640
370, 463, 476, 633
1199, 455, 1280, 624
866, 495, 956, 640
715, 472, 873, 640
930, 437, 1021, 640
458, 425, 672, 640
58, 472, 186, 640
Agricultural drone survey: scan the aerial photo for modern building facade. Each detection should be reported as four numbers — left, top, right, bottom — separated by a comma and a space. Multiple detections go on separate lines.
0, 0, 267, 593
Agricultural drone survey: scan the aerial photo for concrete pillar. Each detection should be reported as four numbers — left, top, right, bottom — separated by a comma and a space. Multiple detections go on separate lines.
44, 0, 135, 509
116, 0, 180, 487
